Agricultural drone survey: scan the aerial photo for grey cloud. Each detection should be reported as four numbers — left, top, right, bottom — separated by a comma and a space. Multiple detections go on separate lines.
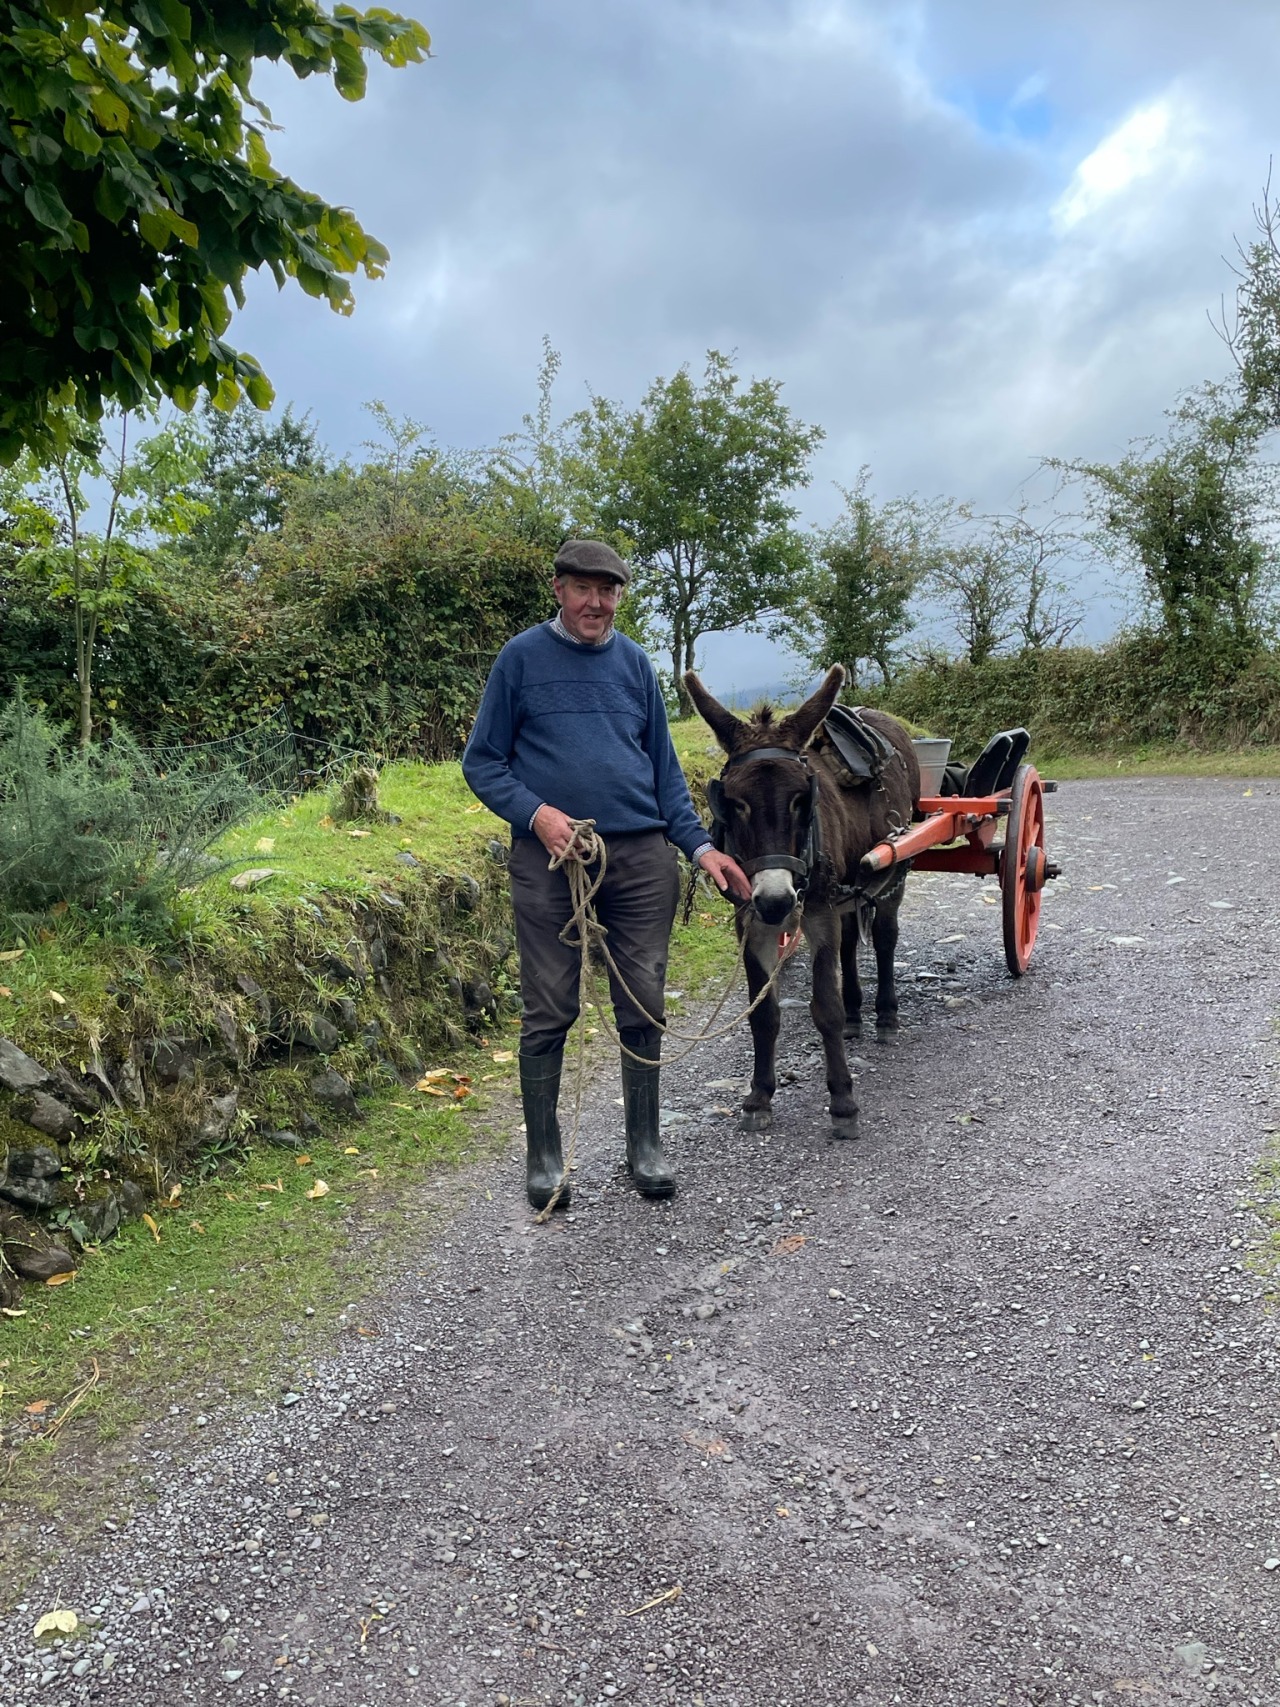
231, 1, 1278, 680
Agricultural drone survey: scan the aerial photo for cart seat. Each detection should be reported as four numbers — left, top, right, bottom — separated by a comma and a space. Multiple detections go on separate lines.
943, 727, 1030, 797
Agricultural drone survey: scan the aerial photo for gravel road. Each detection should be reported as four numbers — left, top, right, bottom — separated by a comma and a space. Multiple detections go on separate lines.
3, 776, 1279, 1707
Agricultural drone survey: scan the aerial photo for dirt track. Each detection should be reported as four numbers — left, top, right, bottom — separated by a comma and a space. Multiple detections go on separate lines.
3, 775, 1279, 1707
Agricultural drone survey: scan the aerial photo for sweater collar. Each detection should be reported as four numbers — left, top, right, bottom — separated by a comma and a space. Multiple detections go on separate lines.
548, 613, 616, 651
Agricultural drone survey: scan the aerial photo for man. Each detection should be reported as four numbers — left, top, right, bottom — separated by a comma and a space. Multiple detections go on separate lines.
462, 539, 749, 1209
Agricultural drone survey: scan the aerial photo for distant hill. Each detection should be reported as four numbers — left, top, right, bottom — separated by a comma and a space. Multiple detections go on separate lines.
714, 675, 825, 710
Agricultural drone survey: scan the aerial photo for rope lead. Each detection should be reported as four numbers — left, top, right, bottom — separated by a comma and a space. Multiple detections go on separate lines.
532, 820, 791, 1222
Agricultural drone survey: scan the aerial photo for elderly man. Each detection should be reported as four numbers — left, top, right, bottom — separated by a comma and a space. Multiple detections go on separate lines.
462, 539, 749, 1209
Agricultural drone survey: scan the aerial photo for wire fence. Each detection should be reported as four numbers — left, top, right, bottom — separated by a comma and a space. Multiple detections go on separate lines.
145, 710, 385, 804
147, 707, 303, 798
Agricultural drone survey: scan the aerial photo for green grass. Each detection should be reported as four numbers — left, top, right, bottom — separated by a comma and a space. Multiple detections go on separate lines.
1030, 743, 1280, 780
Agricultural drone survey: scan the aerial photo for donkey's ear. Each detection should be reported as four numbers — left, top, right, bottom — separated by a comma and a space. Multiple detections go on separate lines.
777, 664, 846, 750
683, 672, 744, 752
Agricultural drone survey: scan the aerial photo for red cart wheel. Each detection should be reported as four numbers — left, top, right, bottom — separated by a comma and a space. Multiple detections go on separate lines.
1001, 764, 1047, 976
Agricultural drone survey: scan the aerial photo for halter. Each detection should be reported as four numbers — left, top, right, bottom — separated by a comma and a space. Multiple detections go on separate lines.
705, 746, 822, 894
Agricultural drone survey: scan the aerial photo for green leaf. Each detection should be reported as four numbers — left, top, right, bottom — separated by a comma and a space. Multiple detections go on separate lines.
23, 181, 73, 237
244, 371, 274, 410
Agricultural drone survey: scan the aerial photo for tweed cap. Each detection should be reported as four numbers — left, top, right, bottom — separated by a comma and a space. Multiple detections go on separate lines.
553, 539, 631, 586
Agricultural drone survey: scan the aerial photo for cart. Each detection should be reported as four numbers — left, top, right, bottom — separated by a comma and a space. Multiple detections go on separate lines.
860, 758, 1060, 976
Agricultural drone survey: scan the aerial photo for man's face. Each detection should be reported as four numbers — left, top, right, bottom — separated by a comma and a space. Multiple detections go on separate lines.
553, 572, 622, 643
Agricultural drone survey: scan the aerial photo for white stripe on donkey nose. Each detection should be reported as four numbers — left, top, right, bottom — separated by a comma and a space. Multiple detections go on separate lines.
752, 870, 797, 911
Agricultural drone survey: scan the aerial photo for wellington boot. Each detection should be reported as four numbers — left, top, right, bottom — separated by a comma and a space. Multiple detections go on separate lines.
519, 1050, 570, 1211
621, 1044, 675, 1199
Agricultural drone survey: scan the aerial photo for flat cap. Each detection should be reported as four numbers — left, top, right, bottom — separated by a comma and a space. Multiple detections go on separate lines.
553, 539, 630, 586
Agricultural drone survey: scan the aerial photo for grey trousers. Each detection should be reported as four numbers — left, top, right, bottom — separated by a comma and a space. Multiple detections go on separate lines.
508, 830, 681, 1057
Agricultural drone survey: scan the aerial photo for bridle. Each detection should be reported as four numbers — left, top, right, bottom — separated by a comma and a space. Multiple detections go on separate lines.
705, 746, 822, 900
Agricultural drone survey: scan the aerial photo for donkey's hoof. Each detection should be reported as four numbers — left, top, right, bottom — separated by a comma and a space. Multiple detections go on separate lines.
843, 1018, 863, 1039
830, 1114, 860, 1141
739, 1107, 773, 1132
875, 1025, 899, 1047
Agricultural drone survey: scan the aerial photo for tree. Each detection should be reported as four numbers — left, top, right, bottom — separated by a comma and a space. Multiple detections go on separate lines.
178, 397, 323, 572
802, 471, 942, 687
569, 351, 823, 715
1048, 387, 1276, 652
5, 409, 205, 746
987, 510, 1082, 652
0, 2, 430, 464
927, 534, 1020, 666
486, 338, 593, 552
1218, 171, 1280, 431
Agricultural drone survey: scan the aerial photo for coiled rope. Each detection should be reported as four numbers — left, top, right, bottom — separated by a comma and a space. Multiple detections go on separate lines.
533, 819, 795, 1220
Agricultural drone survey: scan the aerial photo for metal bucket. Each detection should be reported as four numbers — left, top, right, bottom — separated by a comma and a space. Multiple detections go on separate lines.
911, 737, 953, 794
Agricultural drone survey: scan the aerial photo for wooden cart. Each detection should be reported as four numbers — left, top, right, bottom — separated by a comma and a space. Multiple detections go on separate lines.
860, 763, 1060, 975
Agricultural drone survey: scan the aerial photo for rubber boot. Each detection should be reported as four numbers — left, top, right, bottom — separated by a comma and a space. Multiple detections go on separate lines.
520, 1049, 570, 1211
621, 1029, 676, 1198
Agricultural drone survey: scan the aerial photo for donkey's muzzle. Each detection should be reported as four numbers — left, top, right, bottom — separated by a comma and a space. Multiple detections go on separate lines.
751, 871, 798, 927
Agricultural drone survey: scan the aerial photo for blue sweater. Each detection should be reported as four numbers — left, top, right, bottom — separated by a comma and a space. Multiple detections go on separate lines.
462, 623, 709, 861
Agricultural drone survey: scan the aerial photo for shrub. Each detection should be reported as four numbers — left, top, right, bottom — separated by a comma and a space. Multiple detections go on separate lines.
871, 635, 1280, 755
0, 694, 257, 934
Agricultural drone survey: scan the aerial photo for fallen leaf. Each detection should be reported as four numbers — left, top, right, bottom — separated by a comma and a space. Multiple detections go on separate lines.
361, 1167, 379, 1178
775, 1506, 791, 1518
50, 901, 68, 917
254, 837, 276, 853
48, 990, 66, 1005
0, 987, 11, 999
1, 1306, 26, 1317
1244, 788, 1254, 797
770, 1232, 807, 1256
294, 1154, 312, 1167
45, 1271, 75, 1286
419, 1085, 447, 1097
453, 1084, 472, 1100
142, 1213, 161, 1242
318, 814, 335, 828
682, 1431, 728, 1456
189, 1221, 206, 1234
230, 868, 278, 891
464, 803, 485, 814
260, 1179, 283, 1192
347, 828, 372, 839
305, 1180, 330, 1200
343, 1145, 360, 1155
390, 1102, 414, 1110
0, 948, 23, 962
618, 1584, 682, 1617
33, 1609, 78, 1639
168, 1183, 182, 1203
492, 1050, 514, 1064
356, 1326, 380, 1338
24, 1398, 51, 1415
415, 1069, 452, 1086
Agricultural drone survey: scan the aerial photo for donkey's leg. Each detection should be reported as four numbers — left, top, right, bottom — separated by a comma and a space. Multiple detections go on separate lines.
840, 912, 863, 1037
807, 908, 858, 1130
740, 921, 781, 1131
872, 876, 906, 1041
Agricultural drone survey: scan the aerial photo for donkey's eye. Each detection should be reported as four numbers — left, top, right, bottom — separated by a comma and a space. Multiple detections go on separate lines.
729, 797, 749, 819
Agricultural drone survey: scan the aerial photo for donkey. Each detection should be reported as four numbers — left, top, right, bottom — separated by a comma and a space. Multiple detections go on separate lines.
684, 665, 920, 1138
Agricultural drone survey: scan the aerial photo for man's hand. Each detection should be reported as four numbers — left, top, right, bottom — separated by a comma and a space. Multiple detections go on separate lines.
698, 847, 752, 902
532, 803, 579, 860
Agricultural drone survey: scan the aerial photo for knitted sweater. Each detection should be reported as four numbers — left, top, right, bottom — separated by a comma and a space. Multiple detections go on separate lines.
462, 623, 709, 861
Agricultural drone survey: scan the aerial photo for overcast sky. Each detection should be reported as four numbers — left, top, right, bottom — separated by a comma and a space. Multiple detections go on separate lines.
235, 0, 1280, 695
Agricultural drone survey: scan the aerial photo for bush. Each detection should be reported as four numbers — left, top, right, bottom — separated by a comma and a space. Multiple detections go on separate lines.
871, 635, 1280, 755
0, 695, 257, 934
